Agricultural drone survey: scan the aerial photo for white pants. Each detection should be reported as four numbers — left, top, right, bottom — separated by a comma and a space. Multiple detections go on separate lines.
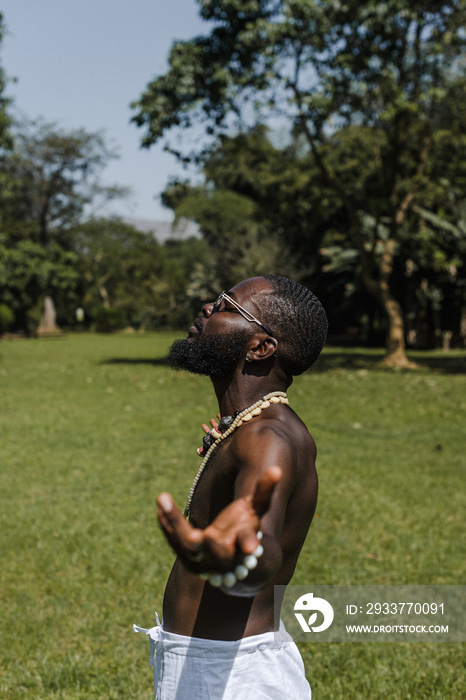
134, 616, 312, 700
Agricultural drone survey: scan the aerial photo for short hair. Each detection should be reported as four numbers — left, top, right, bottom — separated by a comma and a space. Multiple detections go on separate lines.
259, 275, 328, 376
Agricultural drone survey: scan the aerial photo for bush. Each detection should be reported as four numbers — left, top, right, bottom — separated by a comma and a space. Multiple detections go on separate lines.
0, 304, 15, 333
94, 306, 128, 333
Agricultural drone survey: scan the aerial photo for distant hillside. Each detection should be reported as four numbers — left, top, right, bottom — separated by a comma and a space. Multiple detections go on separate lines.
124, 218, 200, 243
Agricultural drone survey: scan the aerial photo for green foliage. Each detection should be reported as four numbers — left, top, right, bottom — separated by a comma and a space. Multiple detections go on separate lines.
94, 305, 128, 333
0, 302, 13, 332
69, 218, 212, 330
162, 127, 323, 289
0, 334, 464, 697
3, 119, 127, 247
133, 0, 466, 360
0, 13, 14, 211
0, 120, 130, 333
174, 186, 280, 285
0, 14, 12, 144
132, 1, 466, 152
0, 240, 79, 332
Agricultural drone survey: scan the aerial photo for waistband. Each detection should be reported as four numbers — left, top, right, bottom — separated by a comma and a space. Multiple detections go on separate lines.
134, 615, 294, 662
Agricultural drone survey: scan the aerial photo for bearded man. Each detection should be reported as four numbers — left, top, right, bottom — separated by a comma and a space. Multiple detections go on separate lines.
135, 275, 328, 699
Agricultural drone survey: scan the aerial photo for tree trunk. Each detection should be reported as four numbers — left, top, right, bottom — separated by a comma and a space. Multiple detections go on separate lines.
380, 295, 417, 368
37, 296, 61, 336
99, 284, 110, 308
460, 303, 466, 348
360, 266, 417, 369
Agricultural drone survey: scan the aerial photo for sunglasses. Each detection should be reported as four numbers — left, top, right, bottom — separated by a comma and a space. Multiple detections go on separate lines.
213, 291, 274, 337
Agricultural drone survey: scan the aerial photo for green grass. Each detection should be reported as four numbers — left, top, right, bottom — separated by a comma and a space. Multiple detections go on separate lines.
0, 334, 464, 699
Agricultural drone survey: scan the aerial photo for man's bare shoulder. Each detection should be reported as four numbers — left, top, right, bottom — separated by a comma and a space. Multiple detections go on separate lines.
225, 409, 318, 543
227, 408, 316, 476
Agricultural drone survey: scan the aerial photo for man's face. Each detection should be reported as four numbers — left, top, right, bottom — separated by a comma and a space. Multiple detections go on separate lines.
167, 277, 273, 378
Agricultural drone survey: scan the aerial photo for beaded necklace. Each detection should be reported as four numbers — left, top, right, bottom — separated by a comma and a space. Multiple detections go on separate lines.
184, 390, 289, 517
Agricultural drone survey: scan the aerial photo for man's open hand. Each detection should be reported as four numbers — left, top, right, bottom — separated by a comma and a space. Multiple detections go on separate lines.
156, 466, 282, 573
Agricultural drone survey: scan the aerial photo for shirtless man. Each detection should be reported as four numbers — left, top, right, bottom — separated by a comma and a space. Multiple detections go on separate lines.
139, 275, 327, 699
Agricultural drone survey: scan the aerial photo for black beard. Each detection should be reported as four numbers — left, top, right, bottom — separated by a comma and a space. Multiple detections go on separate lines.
167, 328, 252, 378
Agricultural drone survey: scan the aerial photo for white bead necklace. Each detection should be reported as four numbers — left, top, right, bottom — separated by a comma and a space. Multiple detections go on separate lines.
184, 390, 289, 517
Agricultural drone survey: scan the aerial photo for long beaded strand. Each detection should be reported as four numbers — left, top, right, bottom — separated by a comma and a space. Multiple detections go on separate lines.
184, 391, 289, 517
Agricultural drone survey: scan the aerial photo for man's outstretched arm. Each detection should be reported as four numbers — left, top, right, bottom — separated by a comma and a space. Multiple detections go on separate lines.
156, 465, 284, 597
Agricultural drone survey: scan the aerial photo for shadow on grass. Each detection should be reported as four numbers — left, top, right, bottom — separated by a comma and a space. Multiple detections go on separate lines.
102, 357, 169, 366
408, 353, 466, 374
313, 349, 466, 374
101, 351, 466, 374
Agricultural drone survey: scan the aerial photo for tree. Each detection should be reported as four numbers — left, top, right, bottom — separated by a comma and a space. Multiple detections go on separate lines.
0, 13, 12, 148
161, 126, 325, 289
8, 119, 126, 248
70, 218, 212, 329
0, 13, 14, 221
1, 120, 127, 333
132, 0, 466, 365
318, 121, 466, 348
0, 238, 79, 333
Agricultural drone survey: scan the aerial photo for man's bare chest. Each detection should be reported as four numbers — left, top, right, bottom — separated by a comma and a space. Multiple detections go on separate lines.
188, 443, 237, 527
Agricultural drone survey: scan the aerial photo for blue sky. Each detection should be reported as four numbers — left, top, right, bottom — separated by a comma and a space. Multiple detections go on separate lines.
1, 0, 206, 221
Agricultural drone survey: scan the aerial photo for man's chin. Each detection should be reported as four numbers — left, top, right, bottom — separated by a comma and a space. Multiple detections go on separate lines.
166, 338, 211, 376
166, 329, 251, 378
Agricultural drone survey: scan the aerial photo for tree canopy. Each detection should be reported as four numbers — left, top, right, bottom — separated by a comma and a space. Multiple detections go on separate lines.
133, 0, 466, 364
69, 218, 211, 330
0, 13, 11, 147
4, 119, 127, 248
162, 125, 323, 287
0, 13, 14, 219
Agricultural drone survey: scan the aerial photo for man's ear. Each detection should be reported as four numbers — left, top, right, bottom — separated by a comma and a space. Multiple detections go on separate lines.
246, 334, 278, 362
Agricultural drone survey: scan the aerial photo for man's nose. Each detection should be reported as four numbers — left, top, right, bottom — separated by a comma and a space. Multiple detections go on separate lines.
202, 302, 215, 318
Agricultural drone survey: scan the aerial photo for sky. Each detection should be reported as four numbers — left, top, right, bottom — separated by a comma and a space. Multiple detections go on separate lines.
0, 0, 207, 222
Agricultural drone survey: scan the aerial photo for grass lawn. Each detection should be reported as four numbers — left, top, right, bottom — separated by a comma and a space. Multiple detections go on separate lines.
0, 333, 464, 698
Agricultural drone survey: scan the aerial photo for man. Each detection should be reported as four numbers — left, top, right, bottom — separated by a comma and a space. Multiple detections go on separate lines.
136, 275, 327, 699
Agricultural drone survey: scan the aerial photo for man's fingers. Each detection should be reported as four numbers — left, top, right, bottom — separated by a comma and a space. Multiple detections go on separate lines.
252, 466, 282, 516
157, 468, 281, 566
236, 527, 262, 556
157, 492, 175, 515
156, 492, 178, 529
236, 468, 282, 555
157, 492, 204, 556
202, 418, 219, 434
